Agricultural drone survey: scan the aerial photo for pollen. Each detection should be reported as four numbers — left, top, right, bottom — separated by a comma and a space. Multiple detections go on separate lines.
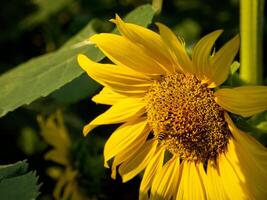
145, 73, 231, 162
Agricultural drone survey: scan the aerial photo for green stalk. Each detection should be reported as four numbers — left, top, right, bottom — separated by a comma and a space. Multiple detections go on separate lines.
240, 0, 264, 85
152, 0, 163, 14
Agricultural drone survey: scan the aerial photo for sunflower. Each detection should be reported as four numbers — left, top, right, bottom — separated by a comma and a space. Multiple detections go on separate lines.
77, 15, 267, 199
38, 111, 88, 200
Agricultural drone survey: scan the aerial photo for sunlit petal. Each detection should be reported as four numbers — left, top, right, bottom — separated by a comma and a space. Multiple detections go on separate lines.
176, 161, 206, 200
215, 86, 267, 117
90, 33, 168, 75
209, 35, 240, 87
118, 139, 158, 182
83, 98, 146, 135
78, 54, 152, 96
156, 23, 193, 73
111, 15, 174, 73
217, 152, 251, 199
150, 156, 180, 200
139, 147, 165, 200
192, 30, 223, 81
92, 87, 127, 105
111, 125, 151, 179
104, 118, 148, 167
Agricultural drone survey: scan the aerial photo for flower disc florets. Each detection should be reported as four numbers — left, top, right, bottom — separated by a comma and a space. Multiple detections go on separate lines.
145, 73, 231, 162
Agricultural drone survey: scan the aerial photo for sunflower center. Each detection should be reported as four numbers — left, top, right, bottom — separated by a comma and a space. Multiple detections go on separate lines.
145, 73, 231, 162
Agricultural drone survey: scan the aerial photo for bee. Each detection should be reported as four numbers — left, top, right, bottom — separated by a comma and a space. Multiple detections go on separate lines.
157, 132, 167, 141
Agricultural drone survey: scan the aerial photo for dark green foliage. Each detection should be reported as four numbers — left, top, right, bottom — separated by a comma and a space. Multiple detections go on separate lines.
0, 160, 40, 200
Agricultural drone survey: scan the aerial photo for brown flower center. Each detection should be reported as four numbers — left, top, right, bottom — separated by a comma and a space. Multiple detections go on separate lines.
145, 73, 231, 162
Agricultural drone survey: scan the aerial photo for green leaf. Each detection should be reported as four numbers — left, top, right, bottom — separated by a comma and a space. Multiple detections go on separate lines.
0, 160, 40, 200
0, 20, 100, 117
231, 113, 267, 146
0, 160, 28, 179
122, 4, 156, 26
0, 4, 155, 116
51, 73, 101, 103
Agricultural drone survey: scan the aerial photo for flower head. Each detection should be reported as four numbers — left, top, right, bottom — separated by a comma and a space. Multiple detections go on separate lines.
78, 15, 267, 199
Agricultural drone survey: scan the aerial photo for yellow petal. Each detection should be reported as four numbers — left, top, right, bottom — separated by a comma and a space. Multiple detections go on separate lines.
62, 182, 73, 200
171, 159, 182, 199
150, 156, 180, 200
215, 86, 267, 117
110, 125, 151, 179
53, 174, 68, 200
37, 112, 70, 150
90, 33, 168, 75
46, 167, 62, 180
44, 149, 69, 166
139, 147, 165, 200
209, 35, 240, 87
77, 54, 152, 96
61, 168, 78, 200
111, 15, 174, 73
227, 135, 267, 198
92, 87, 127, 105
204, 160, 227, 200
38, 112, 71, 166
104, 118, 148, 167
225, 112, 267, 166
83, 98, 146, 135
192, 30, 223, 81
176, 161, 206, 200
218, 152, 251, 200
118, 139, 158, 182
156, 23, 194, 74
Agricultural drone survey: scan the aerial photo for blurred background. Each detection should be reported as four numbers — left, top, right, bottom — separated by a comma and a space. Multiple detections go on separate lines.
0, 0, 266, 199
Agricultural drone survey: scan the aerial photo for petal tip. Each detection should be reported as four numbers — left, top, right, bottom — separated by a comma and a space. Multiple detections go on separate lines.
121, 176, 129, 183
155, 22, 164, 27
115, 13, 121, 20
83, 123, 97, 136
231, 34, 241, 48
214, 29, 224, 35
207, 29, 224, 40
110, 14, 122, 24
218, 29, 224, 33
104, 161, 110, 168
82, 125, 90, 136
111, 170, 116, 179
77, 54, 91, 72
212, 29, 224, 40
89, 34, 98, 43
89, 33, 107, 44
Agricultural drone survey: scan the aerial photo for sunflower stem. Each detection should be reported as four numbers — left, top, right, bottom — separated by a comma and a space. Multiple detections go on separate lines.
152, 0, 163, 14
240, 0, 264, 85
